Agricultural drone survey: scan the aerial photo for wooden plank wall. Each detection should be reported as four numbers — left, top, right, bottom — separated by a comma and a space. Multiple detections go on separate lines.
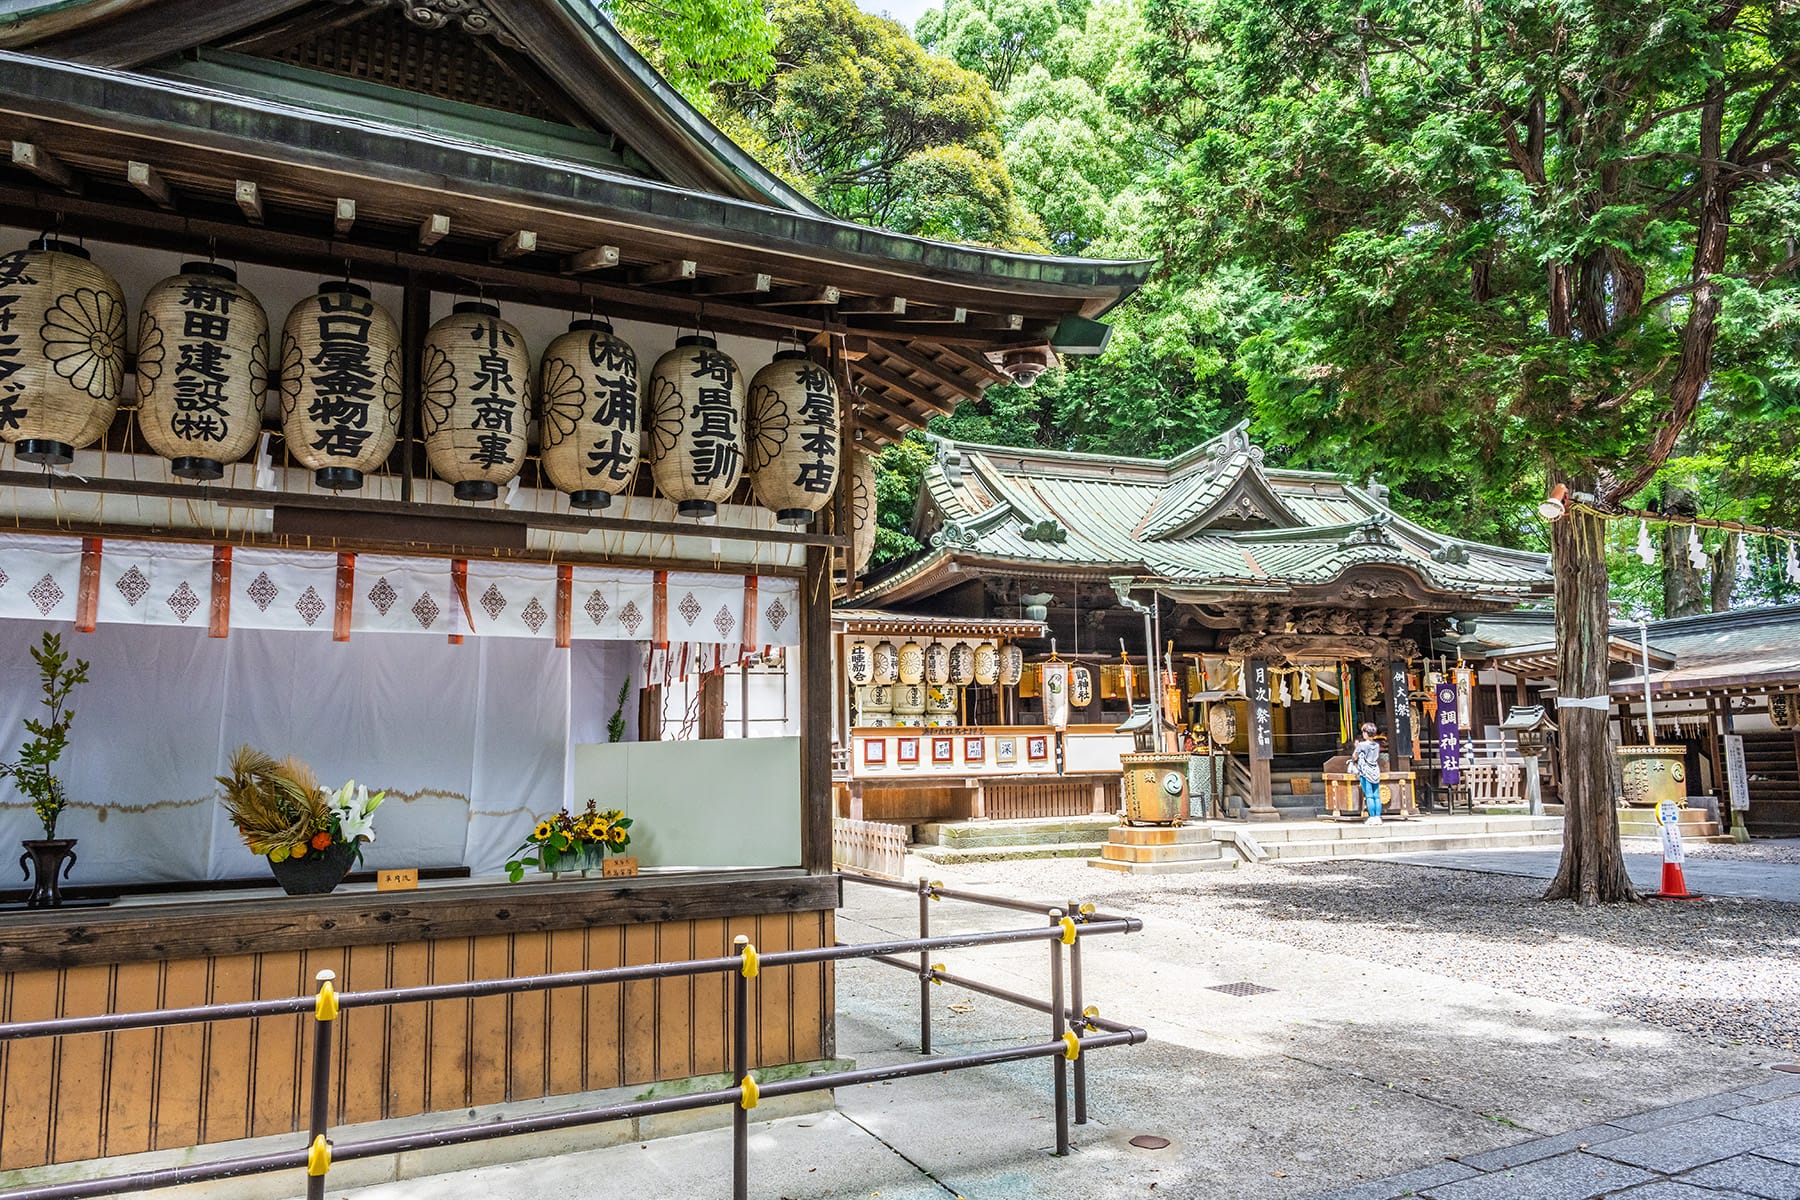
985, 779, 1118, 820
0, 910, 833, 1171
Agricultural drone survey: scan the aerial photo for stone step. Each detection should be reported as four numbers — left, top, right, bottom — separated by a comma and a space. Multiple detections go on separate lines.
911, 841, 1109, 865
1260, 829, 1565, 860
1087, 855, 1239, 875
1098, 840, 1227, 865
914, 815, 1119, 849
1237, 816, 1560, 844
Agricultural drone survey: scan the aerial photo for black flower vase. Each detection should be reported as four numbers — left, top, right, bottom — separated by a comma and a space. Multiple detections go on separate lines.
266, 840, 358, 896
19, 838, 77, 908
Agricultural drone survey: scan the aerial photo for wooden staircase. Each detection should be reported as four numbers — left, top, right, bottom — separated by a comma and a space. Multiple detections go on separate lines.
1742, 730, 1800, 837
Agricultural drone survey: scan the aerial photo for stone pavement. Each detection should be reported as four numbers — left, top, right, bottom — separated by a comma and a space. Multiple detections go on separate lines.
1374, 849, 1800, 903
1310, 1071, 1800, 1200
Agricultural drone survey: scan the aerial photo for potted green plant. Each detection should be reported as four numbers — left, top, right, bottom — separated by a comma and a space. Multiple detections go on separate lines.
218, 746, 384, 895
2, 633, 90, 908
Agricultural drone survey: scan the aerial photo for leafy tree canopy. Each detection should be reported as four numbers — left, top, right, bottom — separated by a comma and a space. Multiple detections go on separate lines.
600, 0, 778, 105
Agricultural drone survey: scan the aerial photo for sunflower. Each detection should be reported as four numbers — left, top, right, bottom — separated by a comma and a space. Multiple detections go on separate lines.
533, 820, 553, 841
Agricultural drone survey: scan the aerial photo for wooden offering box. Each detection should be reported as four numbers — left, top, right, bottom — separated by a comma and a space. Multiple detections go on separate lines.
1322, 755, 1418, 820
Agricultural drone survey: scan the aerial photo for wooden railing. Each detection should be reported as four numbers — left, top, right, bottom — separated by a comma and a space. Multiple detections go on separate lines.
831, 817, 909, 879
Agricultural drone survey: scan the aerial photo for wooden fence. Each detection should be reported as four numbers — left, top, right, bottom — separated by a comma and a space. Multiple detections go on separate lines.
832, 817, 909, 879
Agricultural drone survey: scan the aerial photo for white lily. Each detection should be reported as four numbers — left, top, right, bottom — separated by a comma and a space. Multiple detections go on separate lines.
325, 779, 384, 843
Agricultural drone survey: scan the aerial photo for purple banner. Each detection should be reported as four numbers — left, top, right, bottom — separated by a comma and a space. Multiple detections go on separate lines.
1435, 681, 1461, 784
1249, 658, 1274, 761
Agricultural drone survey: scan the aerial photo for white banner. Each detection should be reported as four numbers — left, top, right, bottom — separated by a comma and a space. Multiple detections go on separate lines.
463, 560, 559, 639
353, 554, 469, 637
754, 576, 802, 648
1041, 661, 1070, 730
97, 539, 218, 628
231, 547, 341, 632
0, 533, 80, 624
665, 570, 745, 645
569, 566, 654, 641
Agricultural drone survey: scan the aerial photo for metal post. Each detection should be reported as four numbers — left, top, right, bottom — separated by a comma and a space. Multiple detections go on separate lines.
917, 877, 933, 1055
1048, 909, 1069, 1157
1639, 618, 1657, 745
1067, 898, 1087, 1125
732, 935, 751, 1200
306, 969, 338, 1200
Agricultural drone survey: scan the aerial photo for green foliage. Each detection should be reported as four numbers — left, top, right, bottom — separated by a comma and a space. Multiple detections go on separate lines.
0, 633, 90, 839
915, 0, 1066, 92
607, 676, 632, 743
872, 435, 935, 564
601, 0, 777, 106
718, 0, 1041, 247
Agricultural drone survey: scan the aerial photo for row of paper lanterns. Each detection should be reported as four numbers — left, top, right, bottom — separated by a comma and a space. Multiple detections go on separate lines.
847, 639, 1021, 688
0, 241, 840, 522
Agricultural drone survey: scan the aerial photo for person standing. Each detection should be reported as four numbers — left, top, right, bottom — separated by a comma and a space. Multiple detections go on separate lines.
1352, 722, 1384, 825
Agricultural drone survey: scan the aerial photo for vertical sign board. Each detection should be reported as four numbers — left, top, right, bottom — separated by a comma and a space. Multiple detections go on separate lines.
1388, 660, 1412, 751
1658, 799, 1685, 864
1435, 680, 1461, 785
1249, 658, 1274, 761
1041, 661, 1071, 731
1454, 668, 1475, 732
1723, 733, 1751, 812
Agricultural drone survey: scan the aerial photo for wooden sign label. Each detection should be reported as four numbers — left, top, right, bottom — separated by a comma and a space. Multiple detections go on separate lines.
601, 856, 639, 878
376, 868, 419, 891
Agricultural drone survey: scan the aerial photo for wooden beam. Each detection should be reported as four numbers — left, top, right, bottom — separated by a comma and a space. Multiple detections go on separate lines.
760, 284, 840, 306
852, 359, 956, 415
801, 544, 834, 874
496, 229, 537, 259
11, 142, 75, 191
417, 212, 450, 249
838, 295, 906, 315
333, 197, 356, 237
869, 342, 985, 400
964, 312, 1023, 331
696, 271, 771, 296
931, 344, 1013, 385
563, 244, 621, 273
846, 321, 1040, 348
0, 470, 848, 550
126, 160, 173, 209
886, 304, 965, 324
631, 258, 698, 285
233, 179, 262, 224
847, 394, 913, 440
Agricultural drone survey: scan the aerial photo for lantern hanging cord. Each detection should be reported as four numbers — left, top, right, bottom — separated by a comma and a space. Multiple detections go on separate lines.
1575, 500, 1800, 543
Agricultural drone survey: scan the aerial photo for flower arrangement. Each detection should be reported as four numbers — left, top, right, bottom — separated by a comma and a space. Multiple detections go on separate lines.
505, 799, 633, 882
218, 746, 384, 867
0, 633, 90, 840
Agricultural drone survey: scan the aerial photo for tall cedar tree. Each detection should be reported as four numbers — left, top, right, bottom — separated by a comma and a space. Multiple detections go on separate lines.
1143, 0, 1800, 903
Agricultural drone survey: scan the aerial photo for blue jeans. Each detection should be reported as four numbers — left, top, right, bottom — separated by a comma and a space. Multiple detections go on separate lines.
1360, 775, 1382, 818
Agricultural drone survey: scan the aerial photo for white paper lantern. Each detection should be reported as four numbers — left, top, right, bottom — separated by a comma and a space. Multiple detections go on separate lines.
135, 261, 268, 480
1000, 644, 1024, 687
539, 318, 639, 510
925, 642, 950, 686
898, 640, 925, 686
871, 640, 898, 686
1071, 666, 1093, 708
648, 334, 745, 517
278, 281, 402, 490
747, 349, 839, 525
847, 641, 873, 686
0, 238, 126, 465
948, 642, 975, 685
973, 642, 999, 686
421, 302, 531, 501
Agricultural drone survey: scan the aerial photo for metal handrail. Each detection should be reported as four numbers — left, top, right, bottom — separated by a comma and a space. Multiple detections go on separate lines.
0, 898, 1144, 1200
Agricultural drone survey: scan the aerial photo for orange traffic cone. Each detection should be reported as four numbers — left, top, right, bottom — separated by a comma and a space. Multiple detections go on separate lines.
1654, 856, 1701, 900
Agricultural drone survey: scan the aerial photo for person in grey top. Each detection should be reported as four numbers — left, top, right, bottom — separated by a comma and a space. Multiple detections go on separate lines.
1352, 722, 1384, 824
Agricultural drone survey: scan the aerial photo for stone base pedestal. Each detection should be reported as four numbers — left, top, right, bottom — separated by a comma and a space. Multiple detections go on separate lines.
1087, 823, 1235, 874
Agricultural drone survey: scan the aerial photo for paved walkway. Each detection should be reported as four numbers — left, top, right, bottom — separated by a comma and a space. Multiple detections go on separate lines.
1376, 849, 1800, 903
1312, 1072, 1800, 1200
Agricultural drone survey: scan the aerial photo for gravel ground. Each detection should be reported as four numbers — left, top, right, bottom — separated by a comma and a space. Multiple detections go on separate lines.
1622, 836, 1800, 865
916, 854, 1800, 1055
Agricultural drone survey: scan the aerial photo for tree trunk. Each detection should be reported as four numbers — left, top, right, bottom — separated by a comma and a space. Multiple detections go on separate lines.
1543, 500, 1640, 905
1660, 486, 1707, 617
1709, 532, 1738, 612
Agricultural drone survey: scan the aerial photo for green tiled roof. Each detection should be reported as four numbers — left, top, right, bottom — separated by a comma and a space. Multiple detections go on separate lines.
862, 424, 1552, 602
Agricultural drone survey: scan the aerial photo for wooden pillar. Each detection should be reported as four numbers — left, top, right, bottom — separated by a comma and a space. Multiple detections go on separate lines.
699, 672, 725, 739
800, 544, 833, 874
638, 686, 662, 743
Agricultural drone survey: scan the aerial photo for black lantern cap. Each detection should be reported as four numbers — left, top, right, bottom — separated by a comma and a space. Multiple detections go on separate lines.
179, 262, 237, 282
315, 466, 364, 490
28, 238, 88, 258
16, 439, 73, 466
567, 490, 612, 510
677, 499, 717, 517
454, 301, 501, 317
317, 280, 371, 299
171, 456, 225, 481
455, 480, 500, 502
776, 507, 814, 526
675, 334, 718, 348
568, 319, 614, 333
771, 349, 811, 362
